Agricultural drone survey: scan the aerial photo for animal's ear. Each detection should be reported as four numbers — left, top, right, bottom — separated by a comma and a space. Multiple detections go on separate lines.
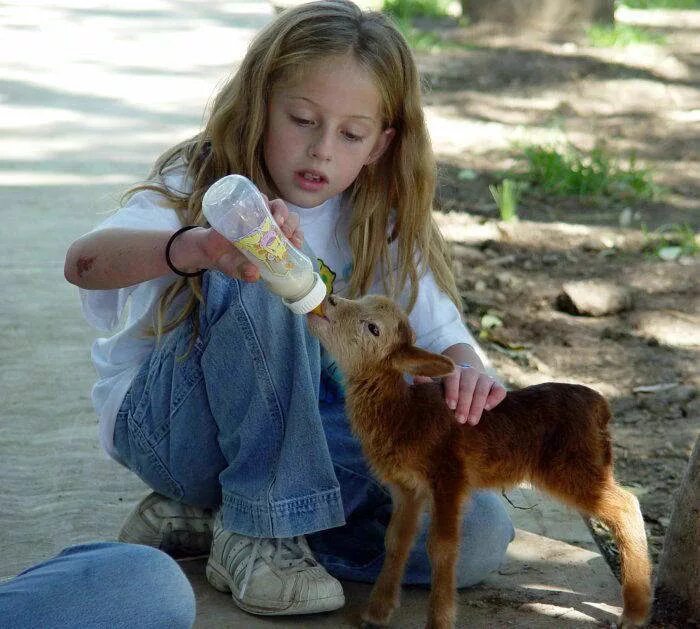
391, 346, 455, 377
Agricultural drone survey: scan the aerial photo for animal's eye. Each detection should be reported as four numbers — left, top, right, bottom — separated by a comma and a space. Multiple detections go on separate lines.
367, 322, 380, 337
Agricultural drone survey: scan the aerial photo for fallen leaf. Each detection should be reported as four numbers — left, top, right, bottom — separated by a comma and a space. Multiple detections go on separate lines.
632, 382, 680, 393
458, 168, 478, 181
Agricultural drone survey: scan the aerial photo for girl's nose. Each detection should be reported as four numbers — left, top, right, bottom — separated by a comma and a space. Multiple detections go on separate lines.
309, 129, 332, 162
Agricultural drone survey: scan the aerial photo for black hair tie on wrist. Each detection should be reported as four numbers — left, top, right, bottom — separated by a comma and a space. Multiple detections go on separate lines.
165, 226, 205, 277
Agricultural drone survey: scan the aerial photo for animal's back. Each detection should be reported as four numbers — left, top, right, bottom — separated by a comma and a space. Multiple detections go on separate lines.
458, 382, 613, 489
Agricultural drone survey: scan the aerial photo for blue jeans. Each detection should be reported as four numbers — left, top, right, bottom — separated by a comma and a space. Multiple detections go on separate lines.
113, 271, 514, 586
0, 543, 195, 628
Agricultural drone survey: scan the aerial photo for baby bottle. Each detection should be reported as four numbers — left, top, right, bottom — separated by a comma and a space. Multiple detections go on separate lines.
202, 174, 327, 314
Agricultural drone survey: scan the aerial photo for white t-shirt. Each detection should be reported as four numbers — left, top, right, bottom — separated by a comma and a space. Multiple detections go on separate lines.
80, 167, 480, 460
287, 194, 477, 353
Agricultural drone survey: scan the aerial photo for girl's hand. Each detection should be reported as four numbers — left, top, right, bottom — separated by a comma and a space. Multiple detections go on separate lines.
414, 365, 506, 426
193, 198, 303, 281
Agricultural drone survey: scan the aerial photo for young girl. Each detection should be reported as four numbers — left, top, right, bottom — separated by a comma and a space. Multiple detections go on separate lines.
65, 0, 513, 617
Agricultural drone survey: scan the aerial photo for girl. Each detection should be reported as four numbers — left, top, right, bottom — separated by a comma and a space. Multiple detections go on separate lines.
65, 0, 513, 617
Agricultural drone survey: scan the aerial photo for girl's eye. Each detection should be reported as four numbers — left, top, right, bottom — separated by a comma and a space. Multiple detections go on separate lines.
343, 131, 363, 143
367, 322, 380, 337
291, 116, 314, 126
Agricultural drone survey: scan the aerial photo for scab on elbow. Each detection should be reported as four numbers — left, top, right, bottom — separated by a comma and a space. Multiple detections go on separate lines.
64, 244, 96, 286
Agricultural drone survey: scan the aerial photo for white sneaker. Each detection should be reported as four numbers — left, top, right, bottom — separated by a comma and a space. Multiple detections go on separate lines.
118, 492, 213, 558
205, 512, 345, 616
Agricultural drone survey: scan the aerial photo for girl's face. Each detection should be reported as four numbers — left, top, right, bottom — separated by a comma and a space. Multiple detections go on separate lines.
264, 54, 395, 208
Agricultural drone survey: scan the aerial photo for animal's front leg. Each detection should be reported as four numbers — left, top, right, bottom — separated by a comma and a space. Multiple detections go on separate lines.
424, 483, 467, 629
361, 484, 426, 628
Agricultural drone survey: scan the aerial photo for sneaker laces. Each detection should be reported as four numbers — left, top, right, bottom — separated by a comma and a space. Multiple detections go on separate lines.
239, 536, 317, 599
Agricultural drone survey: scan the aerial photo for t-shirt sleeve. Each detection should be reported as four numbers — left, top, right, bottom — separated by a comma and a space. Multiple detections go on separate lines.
401, 268, 478, 355
381, 211, 483, 358
78, 188, 182, 332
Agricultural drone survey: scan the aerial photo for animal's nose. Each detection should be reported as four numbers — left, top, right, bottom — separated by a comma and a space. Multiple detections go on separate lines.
328, 295, 337, 307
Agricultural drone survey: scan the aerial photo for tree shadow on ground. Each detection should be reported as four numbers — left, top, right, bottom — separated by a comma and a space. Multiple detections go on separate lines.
420, 44, 700, 96
59, 3, 271, 31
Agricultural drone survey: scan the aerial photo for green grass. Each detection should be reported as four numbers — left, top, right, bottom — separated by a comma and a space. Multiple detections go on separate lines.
588, 23, 666, 46
393, 18, 472, 52
489, 179, 522, 222
513, 145, 658, 200
396, 20, 446, 50
642, 223, 699, 259
382, 0, 470, 52
382, 0, 450, 19
618, 0, 700, 8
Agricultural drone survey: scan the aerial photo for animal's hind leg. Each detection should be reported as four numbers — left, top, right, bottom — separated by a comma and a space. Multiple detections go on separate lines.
546, 473, 652, 628
589, 481, 652, 628
361, 483, 426, 629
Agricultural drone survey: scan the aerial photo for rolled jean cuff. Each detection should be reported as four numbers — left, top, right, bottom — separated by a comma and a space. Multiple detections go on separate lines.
221, 487, 346, 538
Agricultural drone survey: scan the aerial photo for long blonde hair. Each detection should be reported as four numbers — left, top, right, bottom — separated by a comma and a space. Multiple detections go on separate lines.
126, 0, 460, 339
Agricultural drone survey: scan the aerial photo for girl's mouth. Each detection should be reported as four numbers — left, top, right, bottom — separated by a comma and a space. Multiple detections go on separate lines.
295, 170, 327, 192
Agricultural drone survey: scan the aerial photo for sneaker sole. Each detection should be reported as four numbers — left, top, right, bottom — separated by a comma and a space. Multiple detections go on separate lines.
205, 558, 345, 616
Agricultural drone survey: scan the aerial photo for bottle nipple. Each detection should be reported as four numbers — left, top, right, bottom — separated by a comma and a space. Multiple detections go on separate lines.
310, 301, 326, 317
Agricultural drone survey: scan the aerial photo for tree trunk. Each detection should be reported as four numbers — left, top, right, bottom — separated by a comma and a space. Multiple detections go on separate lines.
462, 0, 615, 36
652, 434, 700, 626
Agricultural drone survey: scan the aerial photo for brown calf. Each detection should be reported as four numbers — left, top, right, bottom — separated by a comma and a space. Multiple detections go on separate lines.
307, 294, 651, 629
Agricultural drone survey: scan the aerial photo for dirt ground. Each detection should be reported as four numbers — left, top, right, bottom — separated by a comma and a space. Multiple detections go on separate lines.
418, 6, 699, 577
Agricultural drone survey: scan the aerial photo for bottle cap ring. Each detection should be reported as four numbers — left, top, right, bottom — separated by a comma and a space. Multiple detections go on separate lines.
284, 272, 327, 315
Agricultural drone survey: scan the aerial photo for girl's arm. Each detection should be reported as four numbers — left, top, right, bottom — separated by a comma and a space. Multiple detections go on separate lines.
65, 227, 205, 289
442, 342, 485, 372
65, 199, 301, 290
403, 264, 505, 424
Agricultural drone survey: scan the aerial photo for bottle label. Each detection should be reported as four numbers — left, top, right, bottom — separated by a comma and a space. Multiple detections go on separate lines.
233, 217, 295, 277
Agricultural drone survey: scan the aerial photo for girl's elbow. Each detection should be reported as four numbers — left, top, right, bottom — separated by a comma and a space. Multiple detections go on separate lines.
64, 262, 79, 286
64, 242, 87, 286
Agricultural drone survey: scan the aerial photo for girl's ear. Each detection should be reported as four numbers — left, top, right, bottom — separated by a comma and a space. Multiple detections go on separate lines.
365, 127, 396, 165
391, 346, 454, 378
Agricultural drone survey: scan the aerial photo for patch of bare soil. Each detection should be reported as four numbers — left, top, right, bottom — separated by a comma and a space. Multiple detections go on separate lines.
418, 7, 700, 585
